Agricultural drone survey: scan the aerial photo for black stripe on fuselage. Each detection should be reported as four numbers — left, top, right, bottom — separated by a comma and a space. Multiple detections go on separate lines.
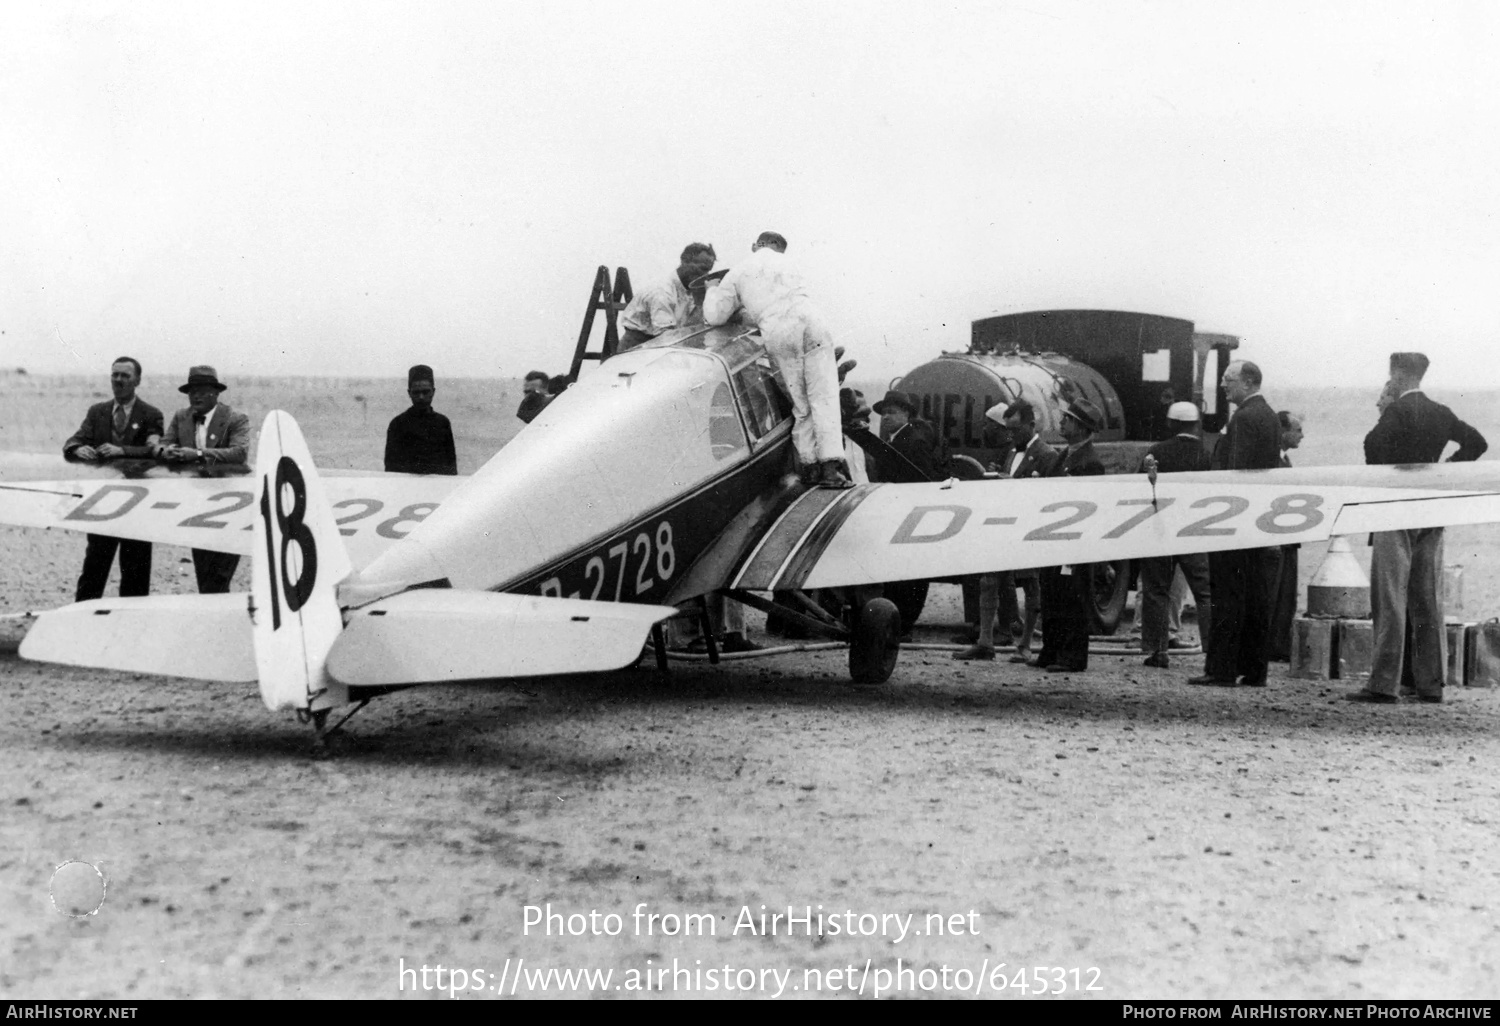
770, 483, 878, 590
497, 428, 793, 600
730, 485, 849, 588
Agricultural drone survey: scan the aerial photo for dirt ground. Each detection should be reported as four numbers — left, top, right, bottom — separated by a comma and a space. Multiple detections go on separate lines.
3, 519, 1498, 1001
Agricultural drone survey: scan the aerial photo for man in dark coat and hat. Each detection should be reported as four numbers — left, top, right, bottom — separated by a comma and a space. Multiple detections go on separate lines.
385, 365, 458, 475
870, 391, 939, 483
1031, 398, 1106, 673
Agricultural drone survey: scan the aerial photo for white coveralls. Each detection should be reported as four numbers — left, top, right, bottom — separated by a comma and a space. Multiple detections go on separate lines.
703, 247, 843, 465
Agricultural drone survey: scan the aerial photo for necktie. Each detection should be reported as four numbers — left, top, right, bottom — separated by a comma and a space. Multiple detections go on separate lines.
112, 405, 127, 444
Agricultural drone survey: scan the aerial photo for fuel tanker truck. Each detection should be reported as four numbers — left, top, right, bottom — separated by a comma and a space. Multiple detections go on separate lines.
882, 309, 1240, 633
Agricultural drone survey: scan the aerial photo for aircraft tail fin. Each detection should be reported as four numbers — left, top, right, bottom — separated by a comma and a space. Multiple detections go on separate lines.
249, 411, 353, 712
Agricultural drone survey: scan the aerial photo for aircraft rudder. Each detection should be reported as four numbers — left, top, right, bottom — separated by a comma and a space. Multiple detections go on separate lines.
249, 411, 351, 711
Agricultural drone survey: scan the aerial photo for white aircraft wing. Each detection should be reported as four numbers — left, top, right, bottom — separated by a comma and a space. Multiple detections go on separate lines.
729, 463, 1500, 592
0, 457, 464, 569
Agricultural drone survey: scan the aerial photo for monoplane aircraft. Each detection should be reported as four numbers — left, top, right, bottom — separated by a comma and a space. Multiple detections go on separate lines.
5, 323, 1500, 745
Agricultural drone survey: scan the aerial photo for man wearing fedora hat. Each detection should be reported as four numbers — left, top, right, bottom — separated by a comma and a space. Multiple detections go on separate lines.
155, 365, 251, 593
1032, 397, 1106, 673
63, 356, 166, 601
870, 391, 939, 483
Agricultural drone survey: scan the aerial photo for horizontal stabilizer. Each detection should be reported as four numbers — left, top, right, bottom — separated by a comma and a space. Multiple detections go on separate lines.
20, 594, 257, 682
326, 591, 676, 686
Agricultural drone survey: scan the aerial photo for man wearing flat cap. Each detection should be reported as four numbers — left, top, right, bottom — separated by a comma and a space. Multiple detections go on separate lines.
385, 365, 457, 475
870, 391, 939, 483
155, 365, 251, 593
1350, 351, 1487, 705
1032, 398, 1106, 673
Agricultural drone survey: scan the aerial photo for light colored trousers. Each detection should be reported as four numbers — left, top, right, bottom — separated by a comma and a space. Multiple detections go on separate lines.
1368, 527, 1446, 697
763, 314, 843, 464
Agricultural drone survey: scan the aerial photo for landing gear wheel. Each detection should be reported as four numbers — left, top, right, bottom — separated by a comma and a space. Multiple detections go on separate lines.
882, 580, 929, 631
849, 597, 901, 685
1088, 559, 1130, 635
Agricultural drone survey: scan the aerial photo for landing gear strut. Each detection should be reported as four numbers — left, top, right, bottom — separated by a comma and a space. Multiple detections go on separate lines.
722, 588, 903, 685
299, 699, 370, 757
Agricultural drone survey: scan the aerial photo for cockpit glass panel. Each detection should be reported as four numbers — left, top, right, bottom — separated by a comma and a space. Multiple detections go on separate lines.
709, 383, 747, 460
732, 358, 793, 440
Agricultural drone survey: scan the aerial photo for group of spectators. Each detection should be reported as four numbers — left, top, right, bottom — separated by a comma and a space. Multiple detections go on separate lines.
933, 351, 1486, 708
65, 359, 252, 598
63, 359, 463, 601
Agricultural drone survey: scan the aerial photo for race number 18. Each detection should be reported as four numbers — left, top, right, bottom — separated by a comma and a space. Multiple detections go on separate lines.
258, 457, 318, 630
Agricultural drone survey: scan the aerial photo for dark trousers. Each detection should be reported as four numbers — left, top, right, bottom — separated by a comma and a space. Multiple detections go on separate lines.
1139, 553, 1212, 659
1205, 547, 1277, 682
1038, 563, 1092, 669
76, 534, 152, 601
192, 549, 241, 594
1267, 545, 1299, 661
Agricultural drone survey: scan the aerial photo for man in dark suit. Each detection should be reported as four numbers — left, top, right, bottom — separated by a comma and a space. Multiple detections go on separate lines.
870, 391, 939, 483
515, 370, 552, 425
1348, 352, 1487, 705
63, 356, 165, 601
955, 398, 1060, 661
1190, 360, 1282, 687
385, 365, 458, 474
1031, 398, 1106, 673
1137, 402, 1213, 669
155, 366, 252, 593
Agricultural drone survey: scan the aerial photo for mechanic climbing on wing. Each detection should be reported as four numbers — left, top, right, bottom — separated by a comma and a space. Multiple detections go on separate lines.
703, 231, 851, 489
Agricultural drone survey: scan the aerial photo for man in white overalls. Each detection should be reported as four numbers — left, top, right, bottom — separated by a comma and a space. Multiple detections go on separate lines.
703, 231, 850, 488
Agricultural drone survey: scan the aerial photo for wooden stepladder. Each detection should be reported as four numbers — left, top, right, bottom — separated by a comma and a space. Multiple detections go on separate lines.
566, 266, 633, 384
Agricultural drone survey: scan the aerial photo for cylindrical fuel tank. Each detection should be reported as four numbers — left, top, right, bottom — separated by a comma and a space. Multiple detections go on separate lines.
894, 351, 1127, 459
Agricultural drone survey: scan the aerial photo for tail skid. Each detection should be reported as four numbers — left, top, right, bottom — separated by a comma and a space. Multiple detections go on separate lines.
250, 411, 353, 712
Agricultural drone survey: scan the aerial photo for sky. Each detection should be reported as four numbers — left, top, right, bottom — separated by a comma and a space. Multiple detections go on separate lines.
3, 0, 1498, 390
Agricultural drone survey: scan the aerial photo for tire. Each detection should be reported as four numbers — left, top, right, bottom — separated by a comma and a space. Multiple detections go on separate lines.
849, 598, 902, 685
882, 580, 929, 630
1088, 559, 1130, 634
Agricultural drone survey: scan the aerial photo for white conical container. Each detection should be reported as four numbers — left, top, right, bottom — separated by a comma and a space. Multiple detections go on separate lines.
1306, 536, 1371, 618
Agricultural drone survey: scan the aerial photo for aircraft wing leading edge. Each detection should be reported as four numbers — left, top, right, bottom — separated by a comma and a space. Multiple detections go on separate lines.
0, 468, 465, 568
730, 466, 1500, 592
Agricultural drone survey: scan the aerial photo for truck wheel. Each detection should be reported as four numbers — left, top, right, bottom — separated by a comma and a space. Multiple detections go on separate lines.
849, 598, 901, 685
882, 580, 929, 631
1089, 560, 1130, 634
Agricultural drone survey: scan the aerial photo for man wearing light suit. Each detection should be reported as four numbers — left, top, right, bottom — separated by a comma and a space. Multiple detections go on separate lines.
154, 365, 252, 593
